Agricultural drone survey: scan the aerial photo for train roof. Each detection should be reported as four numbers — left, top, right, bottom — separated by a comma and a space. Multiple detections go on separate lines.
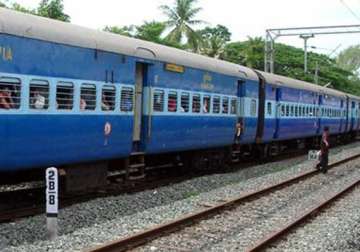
0, 8, 259, 81
257, 71, 349, 98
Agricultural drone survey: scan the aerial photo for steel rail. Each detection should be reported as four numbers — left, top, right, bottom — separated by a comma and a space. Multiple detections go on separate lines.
245, 178, 360, 252
85, 153, 360, 252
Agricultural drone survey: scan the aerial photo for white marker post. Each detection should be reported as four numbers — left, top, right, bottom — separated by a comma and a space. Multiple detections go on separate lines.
46, 167, 59, 240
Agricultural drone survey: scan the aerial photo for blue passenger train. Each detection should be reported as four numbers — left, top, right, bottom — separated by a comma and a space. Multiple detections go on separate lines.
0, 8, 359, 185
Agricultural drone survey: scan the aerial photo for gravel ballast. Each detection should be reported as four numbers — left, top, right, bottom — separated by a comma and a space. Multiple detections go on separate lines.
0, 142, 359, 252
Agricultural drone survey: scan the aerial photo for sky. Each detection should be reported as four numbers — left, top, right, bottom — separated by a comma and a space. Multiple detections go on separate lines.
9, 0, 360, 57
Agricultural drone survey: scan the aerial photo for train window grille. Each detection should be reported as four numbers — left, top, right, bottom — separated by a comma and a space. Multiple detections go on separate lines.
56, 82, 74, 110
267, 102, 272, 115
295, 106, 298, 117
120, 87, 134, 112
222, 97, 229, 114
0, 77, 21, 109
192, 94, 201, 113
81, 84, 96, 111
281, 104, 285, 117
231, 98, 237, 114
213, 96, 220, 113
102, 85, 116, 111
306, 107, 309, 117
302, 107, 305, 117
153, 90, 164, 112
250, 99, 256, 116
180, 92, 190, 112
316, 108, 319, 117
290, 105, 294, 117
299, 106, 303, 117
286, 105, 289, 117
168, 91, 177, 112
29, 80, 49, 110
203, 95, 211, 113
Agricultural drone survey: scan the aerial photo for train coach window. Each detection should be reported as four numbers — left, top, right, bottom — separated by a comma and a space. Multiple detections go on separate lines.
81, 84, 96, 111
203, 95, 211, 113
29, 80, 49, 110
56, 82, 74, 110
231, 98, 237, 114
192, 94, 201, 113
295, 106, 298, 117
180, 93, 189, 112
306, 107, 309, 117
286, 105, 289, 117
213, 96, 220, 113
281, 104, 285, 117
250, 99, 256, 116
290, 105, 294, 117
102, 85, 116, 111
168, 91, 177, 112
222, 97, 229, 114
121, 87, 134, 112
0, 77, 21, 109
267, 102, 272, 115
153, 90, 164, 112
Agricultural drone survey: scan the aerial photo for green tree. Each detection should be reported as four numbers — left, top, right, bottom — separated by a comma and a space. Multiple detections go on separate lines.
36, 0, 70, 22
199, 25, 231, 58
135, 21, 166, 43
160, 0, 204, 51
336, 45, 360, 75
103, 25, 135, 37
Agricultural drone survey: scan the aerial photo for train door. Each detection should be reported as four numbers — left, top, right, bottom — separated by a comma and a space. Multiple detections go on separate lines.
236, 80, 245, 141
133, 63, 148, 148
273, 88, 281, 139
340, 99, 344, 132
345, 97, 350, 132
256, 75, 266, 143
350, 101, 355, 131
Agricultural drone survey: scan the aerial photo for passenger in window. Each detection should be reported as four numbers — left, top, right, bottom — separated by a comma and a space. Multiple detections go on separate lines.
203, 98, 210, 113
32, 90, 45, 109
180, 106, 185, 112
0, 87, 13, 109
102, 93, 110, 111
80, 98, 87, 110
168, 97, 177, 112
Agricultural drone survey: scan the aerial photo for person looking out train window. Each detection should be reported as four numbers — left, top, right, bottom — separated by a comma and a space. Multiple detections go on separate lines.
0, 87, 13, 109
80, 98, 87, 110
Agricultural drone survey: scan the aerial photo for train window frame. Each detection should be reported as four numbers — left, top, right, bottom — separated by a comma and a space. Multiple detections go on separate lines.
267, 101, 272, 116
120, 86, 134, 112
0, 77, 21, 110
230, 98, 237, 115
29, 79, 50, 110
153, 89, 164, 112
180, 92, 190, 113
250, 99, 256, 116
192, 94, 201, 113
102, 85, 116, 111
80, 83, 97, 111
222, 97, 229, 114
203, 95, 211, 114
56, 81, 74, 111
168, 91, 178, 113
213, 96, 221, 114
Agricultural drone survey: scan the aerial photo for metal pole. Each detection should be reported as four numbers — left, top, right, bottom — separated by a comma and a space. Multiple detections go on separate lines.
300, 34, 314, 73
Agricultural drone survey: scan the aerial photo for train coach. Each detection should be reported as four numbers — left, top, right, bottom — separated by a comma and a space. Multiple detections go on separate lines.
0, 8, 359, 190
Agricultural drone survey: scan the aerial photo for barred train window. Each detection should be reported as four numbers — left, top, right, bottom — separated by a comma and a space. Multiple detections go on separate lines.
180, 93, 189, 112
121, 87, 134, 112
0, 77, 21, 109
250, 99, 256, 116
213, 96, 220, 113
81, 84, 96, 111
153, 90, 164, 112
102, 85, 116, 111
281, 104, 285, 117
267, 102, 272, 115
286, 105, 289, 117
222, 97, 229, 114
192, 94, 200, 113
30, 80, 49, 110
231, 98, 237, 114
203, 95, 211, 113
57, 82, 74, 110
290, 105, 294, 116
295, 106, 298, 117
168, 91, 177, 112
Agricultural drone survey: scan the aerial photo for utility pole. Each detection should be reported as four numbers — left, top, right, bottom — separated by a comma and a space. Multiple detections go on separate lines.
300, 34, 314, 73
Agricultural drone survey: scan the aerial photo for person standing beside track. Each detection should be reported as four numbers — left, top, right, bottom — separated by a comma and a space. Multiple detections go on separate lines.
316, 126, 330, 173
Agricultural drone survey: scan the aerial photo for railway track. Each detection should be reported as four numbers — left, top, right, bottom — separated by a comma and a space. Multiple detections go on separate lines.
84, 153, 360, 252
0, 148, 310, 224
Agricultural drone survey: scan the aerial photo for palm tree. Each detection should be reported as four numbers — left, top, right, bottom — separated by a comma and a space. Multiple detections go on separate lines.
160, 0, 204, 51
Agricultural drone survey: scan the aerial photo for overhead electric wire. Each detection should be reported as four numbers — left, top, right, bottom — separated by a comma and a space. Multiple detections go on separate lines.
339, 0, 360, 22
